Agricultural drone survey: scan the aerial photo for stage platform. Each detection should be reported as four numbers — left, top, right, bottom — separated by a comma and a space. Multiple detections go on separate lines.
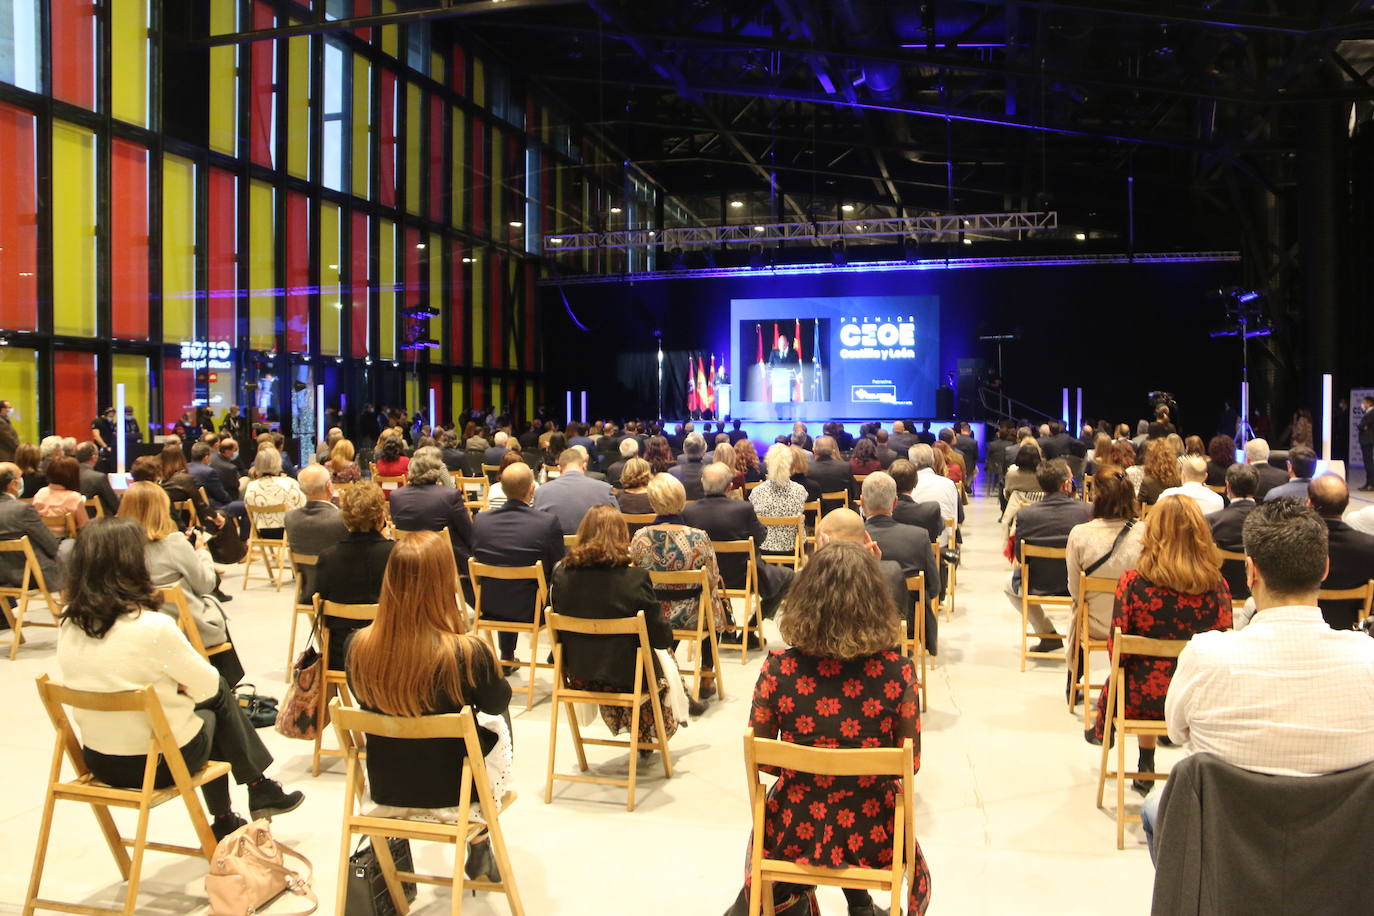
661, 419, 986, 455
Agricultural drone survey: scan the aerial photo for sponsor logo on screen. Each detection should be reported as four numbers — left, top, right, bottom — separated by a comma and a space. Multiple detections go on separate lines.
852, 384, 897, 404
839, 319, 916, 360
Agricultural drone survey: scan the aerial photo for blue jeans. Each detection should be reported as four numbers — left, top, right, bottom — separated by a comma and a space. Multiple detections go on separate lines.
1141, 788, 1162, 865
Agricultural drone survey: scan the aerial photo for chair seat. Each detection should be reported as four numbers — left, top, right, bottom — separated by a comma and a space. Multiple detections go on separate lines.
56, 761, 233, 809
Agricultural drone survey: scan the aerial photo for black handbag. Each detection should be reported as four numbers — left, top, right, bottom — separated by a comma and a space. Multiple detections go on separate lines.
235, 683, 279, 728
345, 838, 417, 915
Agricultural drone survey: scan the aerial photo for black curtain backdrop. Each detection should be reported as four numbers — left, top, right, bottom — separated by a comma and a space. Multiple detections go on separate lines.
540, 259, 1241, 432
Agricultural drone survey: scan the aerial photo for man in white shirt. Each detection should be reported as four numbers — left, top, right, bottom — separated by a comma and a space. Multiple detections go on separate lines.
1157, 455, 1224, 515
1347, 501, 1374, 536
907, 443, 961, 547
1144, 499, 1374, 857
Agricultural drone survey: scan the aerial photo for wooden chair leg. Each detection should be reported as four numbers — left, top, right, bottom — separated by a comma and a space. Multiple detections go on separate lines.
1116, 729, 1128, 849
334, 823, 355, 916
565, 702, 590, 772
1095, 676, 1116, 808
1068, 625, 1083, 715
646, 672, 674, 780
371, 835, 411, 915
6, 591, 25, 661
21, 788, 60, 916
1019, 596, 1030, 672
524, 627, 539, 710
485, 813, 524, 916
1082, 645, 1096, 730
120, 803, 154, 916
625, 697, 642, 812
286, 608, 302, 672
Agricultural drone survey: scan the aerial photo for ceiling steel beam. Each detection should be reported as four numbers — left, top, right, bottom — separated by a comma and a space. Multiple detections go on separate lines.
196, 0, 588, 47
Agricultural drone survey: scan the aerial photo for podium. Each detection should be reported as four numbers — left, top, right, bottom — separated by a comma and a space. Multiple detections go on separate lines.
769, 368, 797, 403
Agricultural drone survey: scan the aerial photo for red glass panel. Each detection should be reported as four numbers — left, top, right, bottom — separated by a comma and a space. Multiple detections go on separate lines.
285, 192, 310, 354
378, 70, 397, 208
488, 254, 502, 369
470, 118, 485, 237
449, 241, 466, 364
52, 351, 97, 440
161, 359, 196, 435
110, 140, 150, 340
403, 226, 420, 315
428, 95, 444, 223
524, 261, 536, 367
249, 2, 276, 167
469, 377, 484, 415
52, 0, 96, 109
350, 211, 370, 358
207, 168, 238, 342
352, 0, 371, 41
0, 103, 38, 331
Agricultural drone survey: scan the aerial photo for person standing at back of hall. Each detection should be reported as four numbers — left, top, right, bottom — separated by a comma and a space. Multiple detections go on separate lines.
1359, 395, 1374, 492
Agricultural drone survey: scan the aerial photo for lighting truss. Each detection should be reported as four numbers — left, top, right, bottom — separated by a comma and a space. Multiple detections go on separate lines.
544, 211, 1059, 253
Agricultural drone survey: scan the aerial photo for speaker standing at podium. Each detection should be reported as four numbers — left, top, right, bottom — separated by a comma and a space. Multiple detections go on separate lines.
768, 335, 801, 411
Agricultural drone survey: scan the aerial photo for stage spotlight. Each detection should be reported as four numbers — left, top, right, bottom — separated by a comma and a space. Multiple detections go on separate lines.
841, 203, 855, 213
729, 200, 744, 208
1074, 232, 1086, 241
609, 206, 622, 214
830, 239, 847, 267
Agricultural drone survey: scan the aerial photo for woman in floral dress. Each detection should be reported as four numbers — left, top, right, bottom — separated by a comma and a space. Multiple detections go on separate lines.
1090, 495, 1232, 792
724, 541, 930, 916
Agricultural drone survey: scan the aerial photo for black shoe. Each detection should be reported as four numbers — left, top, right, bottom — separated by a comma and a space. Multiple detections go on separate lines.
247, 778, 305, 820
1132, 779, 1154, 796
212, 812, 247, 842
1032, 638, 1064, 653
687, 695, 709, 717
463, 838, 498, 883
638, 748, 655, 762
212, 588, 234, 603
720, 631, 743, 645
698, 683, 717, 701
499, 656, 518, 676
849, 905, 892, 916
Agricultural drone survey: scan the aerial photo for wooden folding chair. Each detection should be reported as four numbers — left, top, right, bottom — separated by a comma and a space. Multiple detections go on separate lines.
172, 498, 198, 529
468, 559, 551, 710
41, 513, 77, 541
1205, 483, 1227, 495
287, 552, 318, 670
1095, 628, 1188, 849
744, 480, 763, 494
649, 568, 727, 702
904, 574, 928, 712
1068, 575, 1117, 726
85, 496, 105, 519
457, 476, 489, 514
313, 597, 380, 776
1018, 543, 1074, 671
1318, 579, 1374, 626
480, 463, 502, 483
1081, 475, 1097, 503
562, 534, 579, 549
544, 611, 674, 811
620, 512, 655, 537
0, 536, 63, 661
331, 705, 525, 916
154, 585, 234, 664
939, 517, 959, 620
242, 503, 289, 590
801, 499, 821, 556
758, 515, 804, 570
713, 539, 763, 664
375, 474, 407, 495
819, 489, 849, 516
744, 729, 916, 916
25, 674, 231, 916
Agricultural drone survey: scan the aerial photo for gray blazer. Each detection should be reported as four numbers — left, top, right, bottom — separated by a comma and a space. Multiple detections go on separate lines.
146, 532, 228, 648
0, 494, 64, 590
284, 500, 349, 597
531, 470, 617, 534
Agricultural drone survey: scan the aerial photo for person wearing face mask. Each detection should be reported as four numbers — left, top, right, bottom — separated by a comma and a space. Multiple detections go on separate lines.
0, 400, 19, 463
212, 439, 243, 496
0, 462, 67, 593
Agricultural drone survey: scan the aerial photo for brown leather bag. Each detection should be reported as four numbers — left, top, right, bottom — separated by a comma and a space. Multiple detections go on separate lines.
276, 643, 326, 740
205, 819, 316, 916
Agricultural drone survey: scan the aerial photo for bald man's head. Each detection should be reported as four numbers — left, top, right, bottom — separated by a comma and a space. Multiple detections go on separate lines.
501, 462, 535, 503
1308, 473, 1349, 518
817, 507, 867, 544
0, 462, 19, 496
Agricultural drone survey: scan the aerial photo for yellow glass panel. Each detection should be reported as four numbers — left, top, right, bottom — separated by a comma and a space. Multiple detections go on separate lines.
470, 256, 484, 367
209, 0, 237, 154
52, 122, 97, 337
405, 83, 421, 214
472, 57, 485, 108
428, 235, 442, 361
287, 36, 310, 179
378, 219, 395, 361
430, 50, 445, 86
451, 379, 465, 416
490, 127, 502, 233
524, 380, 535, 422
0, 348, 37, 443
380, 1, 398, 57
319, 202, 342, 357
248, 180, 276, 350
161, 154, 196, 342
405, 375, 418, 417
351, 56, 370, 199
112, 354, 151, 445
111, 0, 149, 126
451, 112, 465, 229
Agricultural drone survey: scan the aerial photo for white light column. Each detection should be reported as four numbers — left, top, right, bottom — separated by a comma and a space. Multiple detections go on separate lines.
1075, 387, 1083, 434
115, 383, 127, 473
1061, 388, 1069, 427
316, 384, 325, 461
428, 387, 437, 430
1322, 373, 1333, 461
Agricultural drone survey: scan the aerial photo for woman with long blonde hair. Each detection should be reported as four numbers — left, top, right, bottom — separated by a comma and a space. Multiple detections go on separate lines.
1089, 496, 1231, 791
327, 438, 362, 483
345, 530, 512, 882
1138, 437, 1182, 504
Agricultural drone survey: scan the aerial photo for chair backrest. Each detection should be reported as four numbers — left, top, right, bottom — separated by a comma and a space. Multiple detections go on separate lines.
563, 534, 578, 549
711, 539, 757, 593
1205, 483, 1227, 494
1112, 627, 1190, 663
744, 480, 762, 492
84, 496, 104, 519
468, 559, 548, 620
0, 535, 47, 595
1020, 541, 1071, 596
1079, 574, 1119, 601
758, 514, 804, 560
154, 585, 212, 659
291, 552, 318, 605
42, 512, 77, 540
648, 567, 712, 633
547, 610, 655, 683
173, 499, 198, 528
747, 728, 914, 777
332, 705, 492, 808
1318, 579, 1374, 624
620, 512, 656, 526
374, 474, 406, 492
905, 573, 926, 618
245, 503, 288, 538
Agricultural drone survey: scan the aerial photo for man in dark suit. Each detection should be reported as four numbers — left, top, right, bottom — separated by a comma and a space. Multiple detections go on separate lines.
817, 507, 908, 627
567, 423, 596, 457
438, 429, 466, 472
806, 436, 854, 503
954, 422, 980, 480
860, 471, 941, 654
211, 439, 243, 498
482, 431, 511, 469
727, 419, 749, 446
0, 401, 18, 463
684, 465, 793, 643
915, 422, 937, 446
532, 447, 616, 534
74, 442, 119, 517
1208, 463, 1259, 600
874, 429, 900, 469
284, 465, 349, 598
1038, 421, 1077, 460
768, 334, 800, 369
887, 421, 917, 456
187, 442, 236, 509
0, 463, 65, 591
828, 422, 855, 453
472, 463, 565, 664
1264, 445, 1318, 502
1243, 437, 1289, 499
790, 422, 814, 453
1359, 395, 1374, 491
1006, 459, 1092, 651
1308, 474, 1374, 630
667, 432, 708, 500
888, 459, 944, 548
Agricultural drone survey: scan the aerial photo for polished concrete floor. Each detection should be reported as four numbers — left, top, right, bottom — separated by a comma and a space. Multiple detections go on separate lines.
0, 492, 1165, 915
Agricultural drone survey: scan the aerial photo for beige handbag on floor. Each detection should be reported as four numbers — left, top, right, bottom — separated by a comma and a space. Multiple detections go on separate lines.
206, 818, 318, 916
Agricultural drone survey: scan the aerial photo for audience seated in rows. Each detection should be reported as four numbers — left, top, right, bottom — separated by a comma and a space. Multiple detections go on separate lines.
862, 471, 941, 654
1306, 474, 1374, 630
472, 463, 565, 667
1207, 463, 1259, 600
667, 433, 709, 500
748, 444, 808, 556
284, 466, 349, 599
0, 461, 66, 589
75, 442, 119, 517
722, 541, 929, 916
1065, 465, 1146, 667
1145, 499, 1374, 865
1005, 458, 1093, 652
485, 450, 534, 511
390, 447, 475, 587
534, 446, 617, 534
550, 505, 681, 747
345, 530, 511, 883
807, 435, 854, 500
629, 474, 729, 706
889, 459, 943, 547
1263, 444, 1317, 502
909, 444, 962, 543
56, 517, 302, 841
243, 447, 305, 538
1087, 496, 1232, 794
33, 456, 87, 536
315, 483, 393, 670
1157, 455, 1224, 516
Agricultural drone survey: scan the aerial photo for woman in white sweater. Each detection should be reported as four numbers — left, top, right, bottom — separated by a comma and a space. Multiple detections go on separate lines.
56, 518, 304, 840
